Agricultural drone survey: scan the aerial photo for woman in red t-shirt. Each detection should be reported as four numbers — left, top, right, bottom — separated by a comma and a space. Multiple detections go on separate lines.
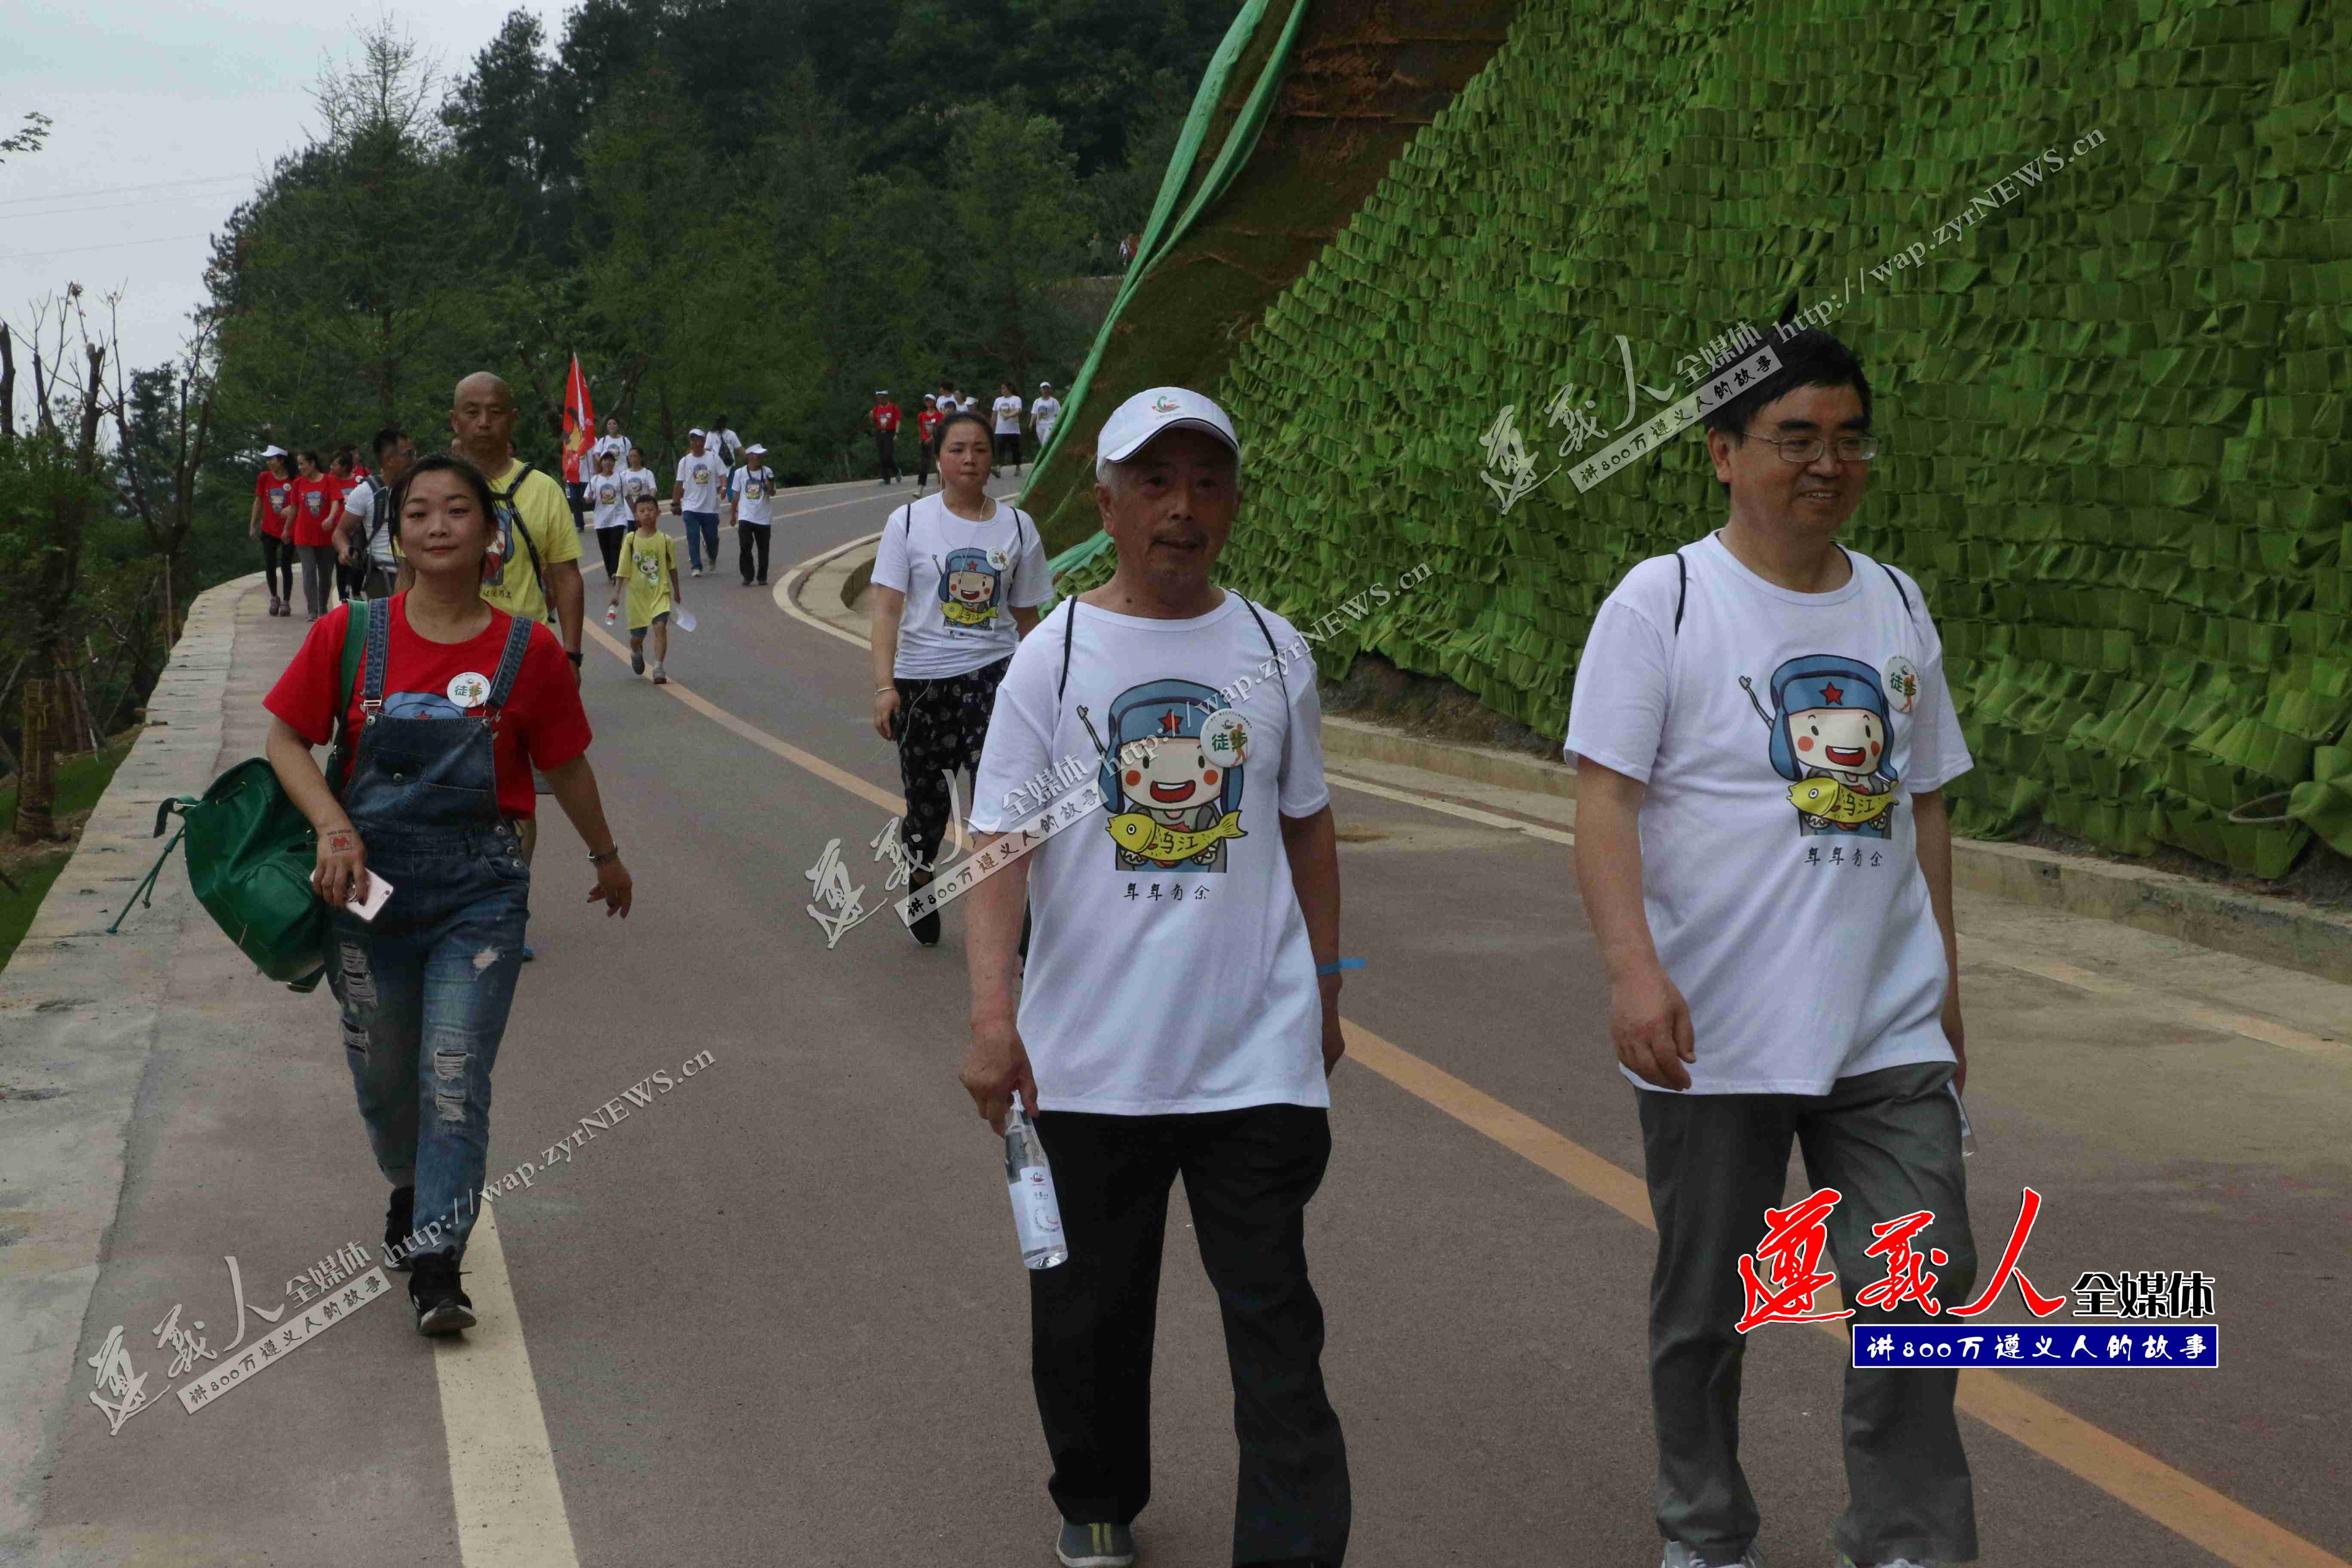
289, 450, 343, 622
249, 450, 298, 617
915, 395, 943, 493
263, 453, 633, 1336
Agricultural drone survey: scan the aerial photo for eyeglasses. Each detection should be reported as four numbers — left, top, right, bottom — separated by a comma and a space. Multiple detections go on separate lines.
1745, 433, 1879, 464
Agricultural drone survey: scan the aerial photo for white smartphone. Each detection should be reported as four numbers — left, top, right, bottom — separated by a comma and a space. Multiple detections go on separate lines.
346, 873, 394, 922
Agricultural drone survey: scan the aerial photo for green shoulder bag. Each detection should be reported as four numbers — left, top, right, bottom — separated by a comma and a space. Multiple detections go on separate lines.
113, 602, 371, 991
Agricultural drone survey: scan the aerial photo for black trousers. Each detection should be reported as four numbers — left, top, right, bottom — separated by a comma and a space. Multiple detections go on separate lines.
1030, 1105, 1349, 1567
259, 535, 292, 599
994, 430, 1022, 469
916, 438, 934, 486
738, 522, 772, 582
874, 429, 898, 481
595, 526, 624, 579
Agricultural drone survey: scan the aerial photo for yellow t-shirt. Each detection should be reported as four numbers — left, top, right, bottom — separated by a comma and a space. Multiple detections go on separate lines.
478, 457, 579, 626
617, 528, 677, 630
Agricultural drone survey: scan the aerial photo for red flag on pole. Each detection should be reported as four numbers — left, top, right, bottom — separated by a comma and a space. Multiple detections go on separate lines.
561, 354, 595, 482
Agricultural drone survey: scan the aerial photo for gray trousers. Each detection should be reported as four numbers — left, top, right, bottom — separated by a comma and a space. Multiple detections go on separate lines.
1637, 1062, 1978, 1565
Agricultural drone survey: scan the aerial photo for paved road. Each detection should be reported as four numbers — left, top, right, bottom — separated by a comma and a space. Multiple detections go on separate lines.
21, 474, 2352, 1568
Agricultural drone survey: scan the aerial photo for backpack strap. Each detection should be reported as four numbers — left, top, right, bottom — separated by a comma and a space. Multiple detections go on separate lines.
325, 600, 372, 793
1673, 548, 1689, 634
360, 590, 391, 711
495, 462, 551, 619
1057, 595, 1078, 704
1236, 594, 1289, 704
1877, 558, 1917, 624
484, 614, 536, 710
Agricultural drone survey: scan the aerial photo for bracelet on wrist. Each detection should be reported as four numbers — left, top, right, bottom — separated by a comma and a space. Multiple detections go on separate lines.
1316, 958, 1364, 977
588, 845, 621, 865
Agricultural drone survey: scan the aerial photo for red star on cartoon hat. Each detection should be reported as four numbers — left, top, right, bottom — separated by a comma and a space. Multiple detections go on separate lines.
1159, 709, 1184, 735
1821, 681, 1845, 704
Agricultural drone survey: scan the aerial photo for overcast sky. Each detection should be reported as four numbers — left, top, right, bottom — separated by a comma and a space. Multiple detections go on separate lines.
1, 3, 565, 418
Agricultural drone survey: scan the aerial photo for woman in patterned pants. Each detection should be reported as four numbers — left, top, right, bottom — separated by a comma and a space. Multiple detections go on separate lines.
867, 411, 1052, 944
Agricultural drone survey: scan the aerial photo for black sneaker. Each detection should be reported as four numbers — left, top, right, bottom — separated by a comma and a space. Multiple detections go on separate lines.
408, 1253, 476, 1335
1056, 1521, 1135, 1568
907, 871, 941, 947
383, 1185, 415, 1272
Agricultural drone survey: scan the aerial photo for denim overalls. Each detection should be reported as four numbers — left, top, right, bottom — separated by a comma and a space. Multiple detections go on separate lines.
325, 604, 537, 1262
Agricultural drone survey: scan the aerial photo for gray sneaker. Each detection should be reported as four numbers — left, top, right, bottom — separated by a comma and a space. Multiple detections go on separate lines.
1056, 1520, 1135, 1568
1664, 1544, 1765, 1568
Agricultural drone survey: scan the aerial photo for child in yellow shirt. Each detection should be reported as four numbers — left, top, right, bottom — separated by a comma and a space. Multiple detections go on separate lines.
608, 496, 683, 683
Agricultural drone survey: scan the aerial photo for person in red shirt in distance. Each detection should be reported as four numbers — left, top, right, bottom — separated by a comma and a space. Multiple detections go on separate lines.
289, 450, 344, 621
915, 394, 943, 494
871, 389, 903, 485
263, 452, 633, 1337
250, 447, 298, 617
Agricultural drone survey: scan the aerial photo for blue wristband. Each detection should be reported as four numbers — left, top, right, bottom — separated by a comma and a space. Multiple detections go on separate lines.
1316, 958, 1364, 977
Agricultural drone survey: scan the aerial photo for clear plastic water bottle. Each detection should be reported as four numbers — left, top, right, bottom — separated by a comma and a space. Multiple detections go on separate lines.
604, 603, 618, 626
1003, 1092, 1068, 1269
1950, 1082, 1978, 1158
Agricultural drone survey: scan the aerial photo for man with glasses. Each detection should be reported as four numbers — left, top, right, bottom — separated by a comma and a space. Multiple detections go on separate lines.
1565, 319, 1977, 1568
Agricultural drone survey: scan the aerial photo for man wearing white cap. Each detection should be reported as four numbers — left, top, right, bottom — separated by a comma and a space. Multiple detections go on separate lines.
671, 429, 723, 577
960, 386, 1352, 1568
1030, 381, 1062, 454
725, 442, 778, 586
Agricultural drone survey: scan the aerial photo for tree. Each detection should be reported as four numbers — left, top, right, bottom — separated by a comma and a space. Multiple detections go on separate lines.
0, 110, 50, 162
3, 287, 109, 841
210, 22, 496, 447
940, 105, 1091, 389
108, 295, 220, 647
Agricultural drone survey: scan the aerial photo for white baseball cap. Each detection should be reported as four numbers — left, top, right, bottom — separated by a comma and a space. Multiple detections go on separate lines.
1039, 380, 1053, 388
1096, 386, 1239, 466
747, 443, 767, 455
261, 444, 287, 458
688, 427, 706, 438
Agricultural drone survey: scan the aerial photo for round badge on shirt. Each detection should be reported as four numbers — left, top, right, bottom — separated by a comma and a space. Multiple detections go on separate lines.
447, 671, 492, 708
1200, 709, 1252, 766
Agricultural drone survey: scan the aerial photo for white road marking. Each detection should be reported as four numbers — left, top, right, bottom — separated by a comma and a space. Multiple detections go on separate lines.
434, 1207, 580, 1568
1961, 935, 2346, 1060
1325, 769, 1576, 846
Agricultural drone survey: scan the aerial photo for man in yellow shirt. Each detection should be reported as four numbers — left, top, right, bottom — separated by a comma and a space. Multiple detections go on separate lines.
397, 371, 587, 956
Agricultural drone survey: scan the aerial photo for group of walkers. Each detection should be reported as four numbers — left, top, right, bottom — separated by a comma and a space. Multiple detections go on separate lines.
244, 317, 1982, 1568
247, 438, 411, 620
870, 379, 1061, 488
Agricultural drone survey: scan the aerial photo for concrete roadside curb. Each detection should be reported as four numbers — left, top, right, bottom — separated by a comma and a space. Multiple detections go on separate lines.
0, 571, 258, 1553
786, 540, 2352, 986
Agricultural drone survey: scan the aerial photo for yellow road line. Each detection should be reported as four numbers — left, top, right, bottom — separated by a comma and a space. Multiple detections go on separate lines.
593, 544, 2348, 1568
433, 1207, 580, 1568
1339, 1019, 2348, 1568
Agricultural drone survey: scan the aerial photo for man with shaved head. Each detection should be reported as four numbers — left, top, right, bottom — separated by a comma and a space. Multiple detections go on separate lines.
396, 371, 587, 959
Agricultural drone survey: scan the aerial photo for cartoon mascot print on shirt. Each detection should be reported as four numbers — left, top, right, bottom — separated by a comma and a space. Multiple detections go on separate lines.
937, 546, 1005, 629
1078, 678, 1249, 872
1739, 654, 1900, 838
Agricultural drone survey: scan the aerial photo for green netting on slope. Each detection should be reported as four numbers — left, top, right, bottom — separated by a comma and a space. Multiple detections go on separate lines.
1182, 0, 2352, 880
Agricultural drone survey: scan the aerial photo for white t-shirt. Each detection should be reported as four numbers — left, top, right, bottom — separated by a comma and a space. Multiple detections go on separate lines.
619, 466, 658, 508
871, 493, 1050, 678
343, 476, 397, 569
971, 592, 1332, 1115
729, 466, 775, 526
1032, 396, 1061, 432
586, 471, 629, 530
675, 450, 722, 511
992, 395, 1023, 435
1563, 531, 1972, 1096
705, 428, 743, 465
590, 433, 630, 472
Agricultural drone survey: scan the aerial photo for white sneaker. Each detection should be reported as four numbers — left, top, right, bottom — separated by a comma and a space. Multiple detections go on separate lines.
1665, 1544, 1766, 1568
692, 567, 704, 578
1836, 1557, 1936, 1568
650, 662, 667, 685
